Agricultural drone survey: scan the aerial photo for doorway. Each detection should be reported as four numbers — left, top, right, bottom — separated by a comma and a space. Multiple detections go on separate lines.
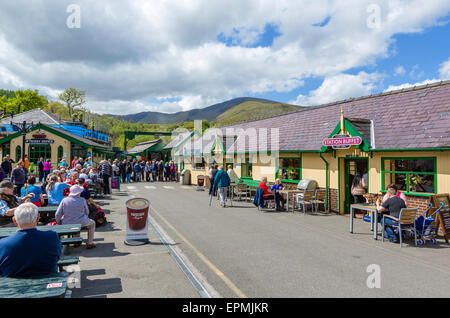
344, 157, 369, 214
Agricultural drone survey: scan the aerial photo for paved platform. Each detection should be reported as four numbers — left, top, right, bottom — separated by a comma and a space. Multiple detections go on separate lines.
66, 181, 450, 297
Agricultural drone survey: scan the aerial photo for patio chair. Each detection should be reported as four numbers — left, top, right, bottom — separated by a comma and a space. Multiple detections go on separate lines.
235, 183, 251, 201
382, 208, 418, 248
295, 190, 315, 215
310, 189, 326, 213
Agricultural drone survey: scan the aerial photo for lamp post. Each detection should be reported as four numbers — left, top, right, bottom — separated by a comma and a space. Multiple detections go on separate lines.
14, 120, 33, 161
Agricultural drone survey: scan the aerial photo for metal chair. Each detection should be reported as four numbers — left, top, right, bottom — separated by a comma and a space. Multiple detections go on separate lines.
310, 189, 326, 213
382, 208, 418, 248
295, 190, 315, 215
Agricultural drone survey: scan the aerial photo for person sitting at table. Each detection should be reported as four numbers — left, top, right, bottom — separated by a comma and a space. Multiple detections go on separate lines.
0, 181, 35, 227
376, 184, 407, 243
259, 176, 275, 202
77, 178, 101, 211
271, 179, 286, 211
55, 185, 96, 249
56, 169, 67, 182
0, 203, 61, 277
21, 176, 45, 207
46, 175, 70, 206
380, 184, 408, 207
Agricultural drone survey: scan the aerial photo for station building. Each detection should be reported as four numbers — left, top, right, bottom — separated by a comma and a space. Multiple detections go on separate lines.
174, 80, 450, 215
0, 108, 113, 165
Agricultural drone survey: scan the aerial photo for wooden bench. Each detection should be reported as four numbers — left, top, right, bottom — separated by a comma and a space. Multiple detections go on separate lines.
0, 272, 69, 298
60, 237, 83, 255
57, 256, 80, 272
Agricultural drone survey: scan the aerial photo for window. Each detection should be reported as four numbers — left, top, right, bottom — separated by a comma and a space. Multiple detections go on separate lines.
241, 156, 252, 178
278, 157, 301, 182
382, 157, 436, 195
15, 145, 21, 162
57, 146, 64, 161
193, 156, 205, 170
28, 144, 51, 165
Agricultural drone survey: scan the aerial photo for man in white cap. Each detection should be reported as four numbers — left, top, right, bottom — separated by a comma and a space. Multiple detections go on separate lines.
55, 185, 96, 249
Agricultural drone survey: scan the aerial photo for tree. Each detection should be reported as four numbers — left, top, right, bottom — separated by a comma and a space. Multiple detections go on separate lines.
9, 89, 47, 114
58, 88, 86, 117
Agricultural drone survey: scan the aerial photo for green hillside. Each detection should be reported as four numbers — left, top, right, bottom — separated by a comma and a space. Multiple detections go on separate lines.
212, 101, 303, 126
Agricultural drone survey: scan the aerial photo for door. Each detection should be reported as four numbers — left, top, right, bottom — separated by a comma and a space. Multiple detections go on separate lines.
344, 158, 368, 213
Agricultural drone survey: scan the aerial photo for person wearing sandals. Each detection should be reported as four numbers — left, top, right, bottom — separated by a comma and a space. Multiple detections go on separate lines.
55, 185, 96, 249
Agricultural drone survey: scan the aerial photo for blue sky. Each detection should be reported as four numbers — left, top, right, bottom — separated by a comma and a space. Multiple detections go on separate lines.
247, 21, 450, 105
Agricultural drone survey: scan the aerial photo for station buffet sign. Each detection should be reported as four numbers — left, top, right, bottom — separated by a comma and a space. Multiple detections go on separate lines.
322, 134, 362, 150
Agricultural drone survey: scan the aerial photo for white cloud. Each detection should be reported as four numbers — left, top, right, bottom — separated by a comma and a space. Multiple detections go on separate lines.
0, 0, 449, 114
439, 57, 450, 80
291, 72, 382, 106
383, 78, 440, 92
394, 66, 406, 76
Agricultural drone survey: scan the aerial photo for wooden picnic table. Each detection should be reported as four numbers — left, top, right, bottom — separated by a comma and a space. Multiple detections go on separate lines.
38, 205, 58, 222
0, 272, 69, 298
0, 224, 82, 239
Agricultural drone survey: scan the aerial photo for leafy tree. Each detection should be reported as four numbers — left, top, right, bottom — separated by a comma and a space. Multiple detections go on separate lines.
8, 89, 48, 114
58, 88, 86, 117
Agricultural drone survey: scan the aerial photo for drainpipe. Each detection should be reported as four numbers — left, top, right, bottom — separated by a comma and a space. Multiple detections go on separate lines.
319, 153, 329, 212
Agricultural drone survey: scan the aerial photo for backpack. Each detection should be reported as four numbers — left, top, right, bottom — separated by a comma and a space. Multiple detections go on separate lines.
88, 202, 107, 227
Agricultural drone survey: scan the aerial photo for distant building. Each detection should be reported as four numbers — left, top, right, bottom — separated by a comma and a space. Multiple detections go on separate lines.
0, 108, 114, 164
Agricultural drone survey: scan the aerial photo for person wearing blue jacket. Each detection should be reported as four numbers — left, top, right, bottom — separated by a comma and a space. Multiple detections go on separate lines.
213, 165, 231, 208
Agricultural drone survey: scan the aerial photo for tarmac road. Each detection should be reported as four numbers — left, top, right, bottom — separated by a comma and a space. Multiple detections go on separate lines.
125, 182, 450, 298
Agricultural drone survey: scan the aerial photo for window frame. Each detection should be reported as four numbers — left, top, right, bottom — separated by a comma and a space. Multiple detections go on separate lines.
240, 156, 253, 179
276, 156, 302, 184
381, 156, 437, 197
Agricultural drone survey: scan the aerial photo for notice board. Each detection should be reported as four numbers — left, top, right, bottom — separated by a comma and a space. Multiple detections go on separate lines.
430, 194, 450, 243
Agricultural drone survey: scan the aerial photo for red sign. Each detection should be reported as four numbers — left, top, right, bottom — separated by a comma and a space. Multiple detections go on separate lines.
322, 136, 362, 147
32, 133, 46, 139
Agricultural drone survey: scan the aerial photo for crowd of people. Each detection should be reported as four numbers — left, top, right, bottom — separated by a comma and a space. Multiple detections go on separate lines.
115, 158, 178, 183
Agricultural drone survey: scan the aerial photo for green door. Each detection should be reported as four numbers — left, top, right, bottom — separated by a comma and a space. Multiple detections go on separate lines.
344, 158, 369, 213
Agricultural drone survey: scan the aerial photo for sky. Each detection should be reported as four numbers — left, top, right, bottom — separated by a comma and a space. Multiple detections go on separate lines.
0, 0, 449, 115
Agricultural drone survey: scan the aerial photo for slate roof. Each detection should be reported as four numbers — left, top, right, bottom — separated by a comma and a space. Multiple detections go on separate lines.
163, 132, 192, 150
127, 139, 162, 154
0, 108, 67, 126
220, 80, 450, 152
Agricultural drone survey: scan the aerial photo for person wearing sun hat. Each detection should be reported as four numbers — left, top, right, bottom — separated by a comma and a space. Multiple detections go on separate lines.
55, 185, 96, 249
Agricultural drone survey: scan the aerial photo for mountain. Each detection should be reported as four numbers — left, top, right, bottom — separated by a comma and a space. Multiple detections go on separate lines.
109, 97, 304, 125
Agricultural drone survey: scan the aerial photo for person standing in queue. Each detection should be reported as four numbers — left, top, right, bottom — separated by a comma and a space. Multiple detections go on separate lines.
208, 164, 218, 197
11, 161, 26, 196
37, 157, 45, 183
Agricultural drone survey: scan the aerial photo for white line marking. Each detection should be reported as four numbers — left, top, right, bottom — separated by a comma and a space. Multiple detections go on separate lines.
127, 186, 136, 189
163, 186, 175, 189
145, 186, 156, 189
181, 186, 191, 189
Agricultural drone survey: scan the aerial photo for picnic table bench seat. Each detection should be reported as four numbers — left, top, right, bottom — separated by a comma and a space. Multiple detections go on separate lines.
0, 272, 69, 298
60, 237, 83, 245
57, 256, 79, 271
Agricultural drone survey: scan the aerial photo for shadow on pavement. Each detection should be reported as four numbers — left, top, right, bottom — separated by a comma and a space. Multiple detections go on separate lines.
79, 242, 130, 258
71, 269, 122, 298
